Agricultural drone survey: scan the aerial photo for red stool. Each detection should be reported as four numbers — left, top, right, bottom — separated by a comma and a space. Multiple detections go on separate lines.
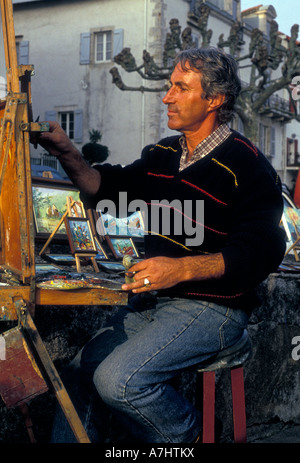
196, 330, 252, 443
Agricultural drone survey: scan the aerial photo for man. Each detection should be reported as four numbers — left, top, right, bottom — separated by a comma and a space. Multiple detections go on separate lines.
37, 47, 285, 443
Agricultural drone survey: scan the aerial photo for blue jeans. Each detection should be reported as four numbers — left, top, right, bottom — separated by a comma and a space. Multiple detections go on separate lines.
51, 294, 249, 443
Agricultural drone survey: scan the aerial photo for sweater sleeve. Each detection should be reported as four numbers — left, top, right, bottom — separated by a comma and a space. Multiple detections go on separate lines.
80, 144, 154, 213
221, 157, 286, 292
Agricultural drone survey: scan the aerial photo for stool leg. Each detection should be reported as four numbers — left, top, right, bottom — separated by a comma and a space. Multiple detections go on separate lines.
230, 366, 246, 443
19, 403, 37, 443
202, 371, 215, 443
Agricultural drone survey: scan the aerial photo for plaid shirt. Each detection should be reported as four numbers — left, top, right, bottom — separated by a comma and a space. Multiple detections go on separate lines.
179, 124, 231, 171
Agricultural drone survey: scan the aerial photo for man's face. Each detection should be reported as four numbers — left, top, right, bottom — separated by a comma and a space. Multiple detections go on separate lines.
162, 63, 212, 134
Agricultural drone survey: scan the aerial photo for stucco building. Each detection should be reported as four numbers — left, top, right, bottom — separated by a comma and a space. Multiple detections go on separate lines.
8, 0, 300, 190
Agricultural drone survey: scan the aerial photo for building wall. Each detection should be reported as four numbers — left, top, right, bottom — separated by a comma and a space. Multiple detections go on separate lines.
13, 0, 156, 165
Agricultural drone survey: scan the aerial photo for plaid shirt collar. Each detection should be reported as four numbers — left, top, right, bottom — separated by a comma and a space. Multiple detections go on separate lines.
179, 124, 231, 171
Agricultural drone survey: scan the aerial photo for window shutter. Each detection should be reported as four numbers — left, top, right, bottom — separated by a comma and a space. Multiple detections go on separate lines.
270, 126, 276, 157
19, 40, 29, 65
45, 110, 57, 121
74, 109, 83, 143
113, 29, 124, 57
80, 33, 91, 64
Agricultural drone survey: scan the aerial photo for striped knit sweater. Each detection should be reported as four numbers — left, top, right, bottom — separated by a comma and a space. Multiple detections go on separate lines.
87, 130, 286, 314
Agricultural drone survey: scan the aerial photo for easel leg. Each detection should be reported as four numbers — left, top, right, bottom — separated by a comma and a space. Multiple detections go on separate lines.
75, 253, 99, 273
91, 257, 99, 273
75, 254, 81, 273
16, 301, 90, 443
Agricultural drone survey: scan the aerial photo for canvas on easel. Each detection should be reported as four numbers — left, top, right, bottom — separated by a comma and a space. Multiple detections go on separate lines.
66, 195, 86, 218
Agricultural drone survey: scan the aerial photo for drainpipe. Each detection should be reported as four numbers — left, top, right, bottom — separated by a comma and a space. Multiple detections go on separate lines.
141, 0, 148, 150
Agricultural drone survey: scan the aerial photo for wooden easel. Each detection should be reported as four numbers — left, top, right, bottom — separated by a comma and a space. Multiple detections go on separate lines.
0, 0, 126, 443
39, 207, 72, 256
74, 253, 99, 273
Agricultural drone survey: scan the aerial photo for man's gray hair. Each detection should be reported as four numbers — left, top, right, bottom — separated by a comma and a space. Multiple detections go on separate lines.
174, 47, 241, 124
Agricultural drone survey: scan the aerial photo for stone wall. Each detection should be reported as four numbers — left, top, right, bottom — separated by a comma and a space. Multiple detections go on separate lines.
0, 271, 299, 443
217, 272, 300, 441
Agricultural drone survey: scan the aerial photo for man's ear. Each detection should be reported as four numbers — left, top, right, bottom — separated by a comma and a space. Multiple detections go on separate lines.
208, 94, 226, 111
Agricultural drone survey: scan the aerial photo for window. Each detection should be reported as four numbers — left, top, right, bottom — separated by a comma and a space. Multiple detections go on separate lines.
80, 29, 124, 65
287, 137, 299, 166
59, 111, 74, 139
95, 31, 112, 63
259, 123, 267, 153
45, 109, 83, 143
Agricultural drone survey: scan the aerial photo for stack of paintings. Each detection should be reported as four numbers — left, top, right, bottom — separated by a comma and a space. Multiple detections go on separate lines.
32, 178, 144, 275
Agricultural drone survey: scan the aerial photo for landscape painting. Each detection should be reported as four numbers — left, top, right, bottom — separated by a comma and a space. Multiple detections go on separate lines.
32, 184, 80, 236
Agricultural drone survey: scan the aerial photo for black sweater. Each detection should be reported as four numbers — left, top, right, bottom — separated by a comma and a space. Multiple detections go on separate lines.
87, 130, 286, 314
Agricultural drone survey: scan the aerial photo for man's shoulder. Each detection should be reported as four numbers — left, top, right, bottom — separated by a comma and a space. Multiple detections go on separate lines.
144, 135, 181, 150
228, 130, 261, 157
223, 130, 270, 167
141, 135, 181, 158
221, 130, 279, 182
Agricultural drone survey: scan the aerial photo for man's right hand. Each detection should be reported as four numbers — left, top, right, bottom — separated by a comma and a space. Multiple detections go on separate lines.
31, 121, 102, 196
31, 120, 78, 158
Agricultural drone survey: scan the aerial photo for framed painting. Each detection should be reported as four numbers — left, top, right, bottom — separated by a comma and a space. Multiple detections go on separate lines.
106, 237, 139, 259
99, 262, 125, 273
64, 217, 97, 254
35, 263, 64, 274
282, 204, 300, 260
94, 236, 109, 260
32, 181, 81, 239
282, 205, 300, 243
98, 211, 144, 238
42, 254, 76, 265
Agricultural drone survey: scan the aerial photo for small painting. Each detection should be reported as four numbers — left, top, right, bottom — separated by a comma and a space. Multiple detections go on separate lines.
42, 254, 76, 265
64, 217, 97, 254
98, 211, 144, 237
35, 263, 63, 274
106, 237, 139, 259
94, 236, 108, 260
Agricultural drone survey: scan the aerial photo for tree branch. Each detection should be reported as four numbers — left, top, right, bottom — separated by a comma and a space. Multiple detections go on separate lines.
109, 67, 168, 92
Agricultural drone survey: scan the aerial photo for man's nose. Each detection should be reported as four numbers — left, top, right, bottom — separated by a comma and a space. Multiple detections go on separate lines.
162, 86, 174, 104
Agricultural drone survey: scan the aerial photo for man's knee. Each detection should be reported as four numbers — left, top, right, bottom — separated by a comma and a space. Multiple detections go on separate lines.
93, 357, 126, 407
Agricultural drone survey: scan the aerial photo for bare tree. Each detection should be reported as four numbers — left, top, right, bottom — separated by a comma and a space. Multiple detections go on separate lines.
109, 4, 300, 143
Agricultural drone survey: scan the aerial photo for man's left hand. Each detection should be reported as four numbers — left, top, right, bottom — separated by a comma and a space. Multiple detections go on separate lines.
122, 256, 183, 293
